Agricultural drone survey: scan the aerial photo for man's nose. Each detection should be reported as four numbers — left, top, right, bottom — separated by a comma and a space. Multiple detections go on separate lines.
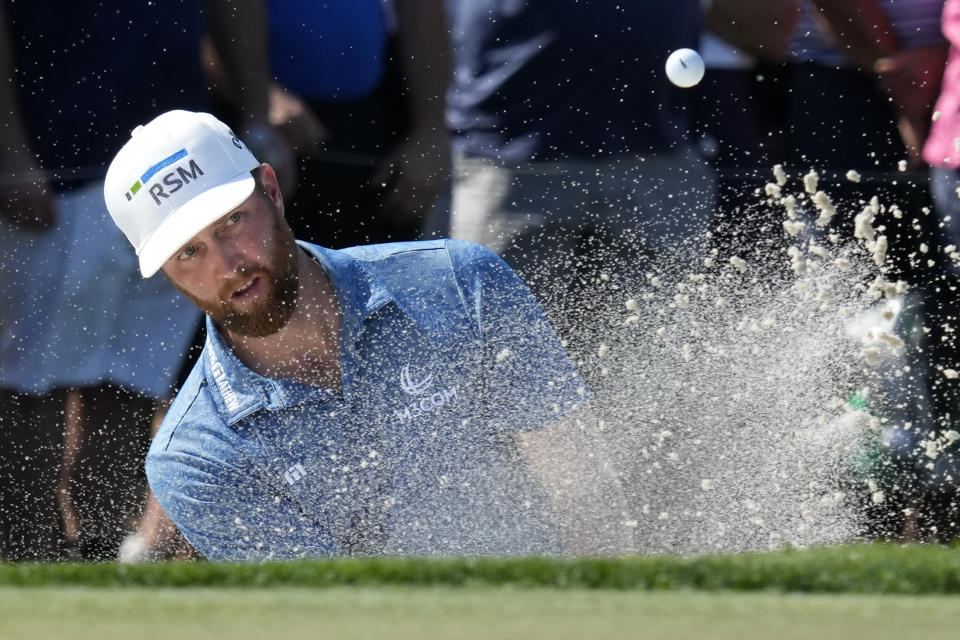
210, 239, 245, 279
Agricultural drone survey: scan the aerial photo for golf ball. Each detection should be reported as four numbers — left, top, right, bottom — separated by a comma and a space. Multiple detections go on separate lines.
665, 48, 705, 88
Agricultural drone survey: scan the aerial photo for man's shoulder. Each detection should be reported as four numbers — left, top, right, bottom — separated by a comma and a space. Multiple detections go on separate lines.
339, 239, 476, 261
311, 239, 508, 291
337, 239, 503, 274
331, 240, 510, 339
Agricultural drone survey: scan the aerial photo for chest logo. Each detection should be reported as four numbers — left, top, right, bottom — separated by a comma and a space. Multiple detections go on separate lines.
394, 363, 459, 425
400, 363, 433, 395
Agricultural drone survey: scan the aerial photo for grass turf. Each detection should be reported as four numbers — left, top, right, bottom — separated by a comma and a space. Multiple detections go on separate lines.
3, 587, 960, 640
2, 543, 960, 593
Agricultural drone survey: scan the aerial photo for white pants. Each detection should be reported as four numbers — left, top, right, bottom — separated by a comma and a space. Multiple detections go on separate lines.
449, 147, 716, 284
0, 181, 200, 398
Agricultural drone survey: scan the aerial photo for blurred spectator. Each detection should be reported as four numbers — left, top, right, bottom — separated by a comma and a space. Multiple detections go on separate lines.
804, 0, 947, 170
0, 2, 59, 561
445, 0, 715, 343
925, 0, 960, 256
785, 0, 949, 541
692, 0, 799, 252
784, 1, 945, 283
0, 0, 281, 560
206, 0, 450, 249
896, 0, 960, 541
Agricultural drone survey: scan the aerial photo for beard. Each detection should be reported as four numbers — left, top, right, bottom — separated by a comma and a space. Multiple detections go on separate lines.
179, 213, 302, 338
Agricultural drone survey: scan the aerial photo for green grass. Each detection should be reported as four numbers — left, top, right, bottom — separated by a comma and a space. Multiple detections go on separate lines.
5, 545, 960, 640
2, 543, 960, 592
3, 587, 960, 640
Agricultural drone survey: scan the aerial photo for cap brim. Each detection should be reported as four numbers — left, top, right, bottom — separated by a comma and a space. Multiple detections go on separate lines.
137, 174, 256, 277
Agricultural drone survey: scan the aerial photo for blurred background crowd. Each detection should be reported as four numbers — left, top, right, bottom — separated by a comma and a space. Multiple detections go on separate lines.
2, 0, 960, 562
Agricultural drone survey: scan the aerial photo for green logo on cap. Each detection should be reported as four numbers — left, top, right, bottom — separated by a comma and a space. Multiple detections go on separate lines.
125, 148, 188, 201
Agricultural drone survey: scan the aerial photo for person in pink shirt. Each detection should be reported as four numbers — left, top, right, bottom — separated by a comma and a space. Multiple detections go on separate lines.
926, 0, 960, 224
898, 0, 960, 543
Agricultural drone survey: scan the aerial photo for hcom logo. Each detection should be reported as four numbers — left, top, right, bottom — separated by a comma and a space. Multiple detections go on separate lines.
394, 363, 458, 425
400, 363, 433, 396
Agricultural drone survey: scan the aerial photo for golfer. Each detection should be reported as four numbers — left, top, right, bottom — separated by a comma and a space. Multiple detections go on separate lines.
104, 110, 630, 560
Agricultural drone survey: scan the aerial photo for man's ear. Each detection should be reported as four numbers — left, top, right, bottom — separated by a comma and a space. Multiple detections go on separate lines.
258, 163, 285, 215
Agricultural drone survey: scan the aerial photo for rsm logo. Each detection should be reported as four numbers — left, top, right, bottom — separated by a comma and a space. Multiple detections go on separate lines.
124, 147, 204, 205
146, 158, 204, 205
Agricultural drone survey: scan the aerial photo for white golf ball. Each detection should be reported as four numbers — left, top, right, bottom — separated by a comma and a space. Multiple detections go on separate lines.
665, 48, 705, 88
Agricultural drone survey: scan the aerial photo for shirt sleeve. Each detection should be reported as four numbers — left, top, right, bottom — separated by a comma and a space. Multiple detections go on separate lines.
146, 444, 340, 562
447, 240, 590, 432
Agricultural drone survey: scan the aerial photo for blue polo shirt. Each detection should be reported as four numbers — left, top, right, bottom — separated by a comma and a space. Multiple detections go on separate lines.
147, 240, 587, 560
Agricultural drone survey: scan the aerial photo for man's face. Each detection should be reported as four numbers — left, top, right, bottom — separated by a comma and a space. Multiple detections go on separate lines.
162, 172, 301, 338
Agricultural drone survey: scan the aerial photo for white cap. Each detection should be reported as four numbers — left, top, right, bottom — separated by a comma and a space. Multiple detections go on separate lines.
104, 110, 260, 277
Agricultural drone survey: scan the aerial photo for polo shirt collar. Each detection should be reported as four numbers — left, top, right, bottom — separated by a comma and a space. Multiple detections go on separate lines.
200, 242, 392, 425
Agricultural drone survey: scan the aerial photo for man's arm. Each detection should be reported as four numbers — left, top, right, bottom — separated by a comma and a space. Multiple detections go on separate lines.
203, 0, 296, 187
809, 0, 901, 70
203, 0, 270, 126
811, 0, 948, 166
515, 411, 634, 555
450, 240, 633, 554
148, 448, 340, 561
0, 1, 54, 229
705, 0, 799, 61
373, 0, 451, 226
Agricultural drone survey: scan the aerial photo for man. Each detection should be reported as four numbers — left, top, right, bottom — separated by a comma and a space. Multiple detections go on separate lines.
103, 110, 631, 561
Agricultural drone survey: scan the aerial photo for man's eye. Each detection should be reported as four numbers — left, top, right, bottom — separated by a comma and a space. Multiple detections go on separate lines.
227, 211, 242, 224
178, 245, 197, 260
